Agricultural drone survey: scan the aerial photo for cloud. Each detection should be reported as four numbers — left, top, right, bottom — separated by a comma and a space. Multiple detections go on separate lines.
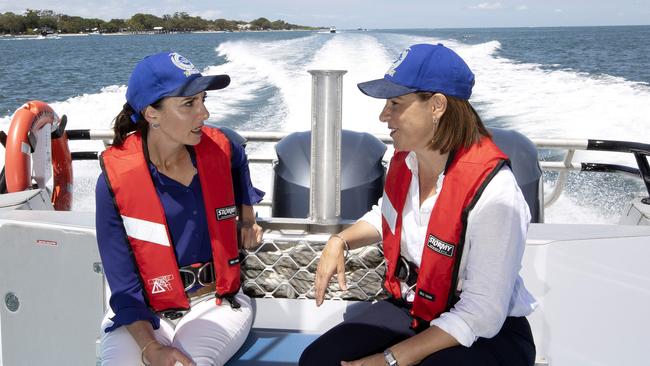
516, 5, 528, 11
469, 2, 503, 10
554, 8, 564, 13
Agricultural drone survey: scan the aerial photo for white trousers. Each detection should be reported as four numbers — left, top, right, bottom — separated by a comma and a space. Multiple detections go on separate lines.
100, 292, 252, 366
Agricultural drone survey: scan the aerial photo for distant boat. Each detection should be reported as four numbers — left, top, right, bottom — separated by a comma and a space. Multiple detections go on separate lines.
39, 29, 55, 37
329, 26, 336, 33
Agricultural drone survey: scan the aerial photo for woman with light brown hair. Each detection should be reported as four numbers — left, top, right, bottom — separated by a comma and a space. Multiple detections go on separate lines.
301, 44, 536, 366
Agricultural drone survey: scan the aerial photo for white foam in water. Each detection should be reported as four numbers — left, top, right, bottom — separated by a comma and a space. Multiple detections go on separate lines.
350, 34, 649, 223
208, 33, 412, 200
210, 33, 397, 135
208, 35, 324, 131
450, 40, 650, 223
207, 35, 328, 197
542, 181, 616, 224
2, 33, 647, 222
460, 40, 650, 159
304, 34, 393, 135
51, 87, 129, 211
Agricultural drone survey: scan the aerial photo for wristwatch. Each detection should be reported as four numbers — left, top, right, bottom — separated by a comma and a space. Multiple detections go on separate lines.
383, 349, 399, 366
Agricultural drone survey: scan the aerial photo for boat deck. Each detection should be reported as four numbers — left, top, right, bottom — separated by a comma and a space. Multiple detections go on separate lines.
227, 329, 318, 365
227, 328, 550, 366
2, 201, 650, 365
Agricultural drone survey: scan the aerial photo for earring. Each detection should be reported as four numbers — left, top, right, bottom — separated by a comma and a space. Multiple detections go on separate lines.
151, 123, 160, 129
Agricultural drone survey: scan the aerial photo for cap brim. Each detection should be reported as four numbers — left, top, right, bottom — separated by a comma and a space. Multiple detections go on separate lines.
169, 74, 231, 97
357, 78, 418, 99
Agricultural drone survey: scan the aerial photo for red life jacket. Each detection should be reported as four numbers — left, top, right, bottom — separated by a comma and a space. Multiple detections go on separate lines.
100, 127, 241, 313
381, 137, 508, 328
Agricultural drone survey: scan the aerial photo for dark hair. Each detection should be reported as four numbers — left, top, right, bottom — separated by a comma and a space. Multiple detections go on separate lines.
416, 92, 490, 154
111, 100, 163, 146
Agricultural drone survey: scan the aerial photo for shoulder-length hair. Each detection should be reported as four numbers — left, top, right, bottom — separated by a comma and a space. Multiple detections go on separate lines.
416, 92, 490, 154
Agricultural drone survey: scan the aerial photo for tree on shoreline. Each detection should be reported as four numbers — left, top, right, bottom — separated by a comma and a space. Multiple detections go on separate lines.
0, 9, 317, 35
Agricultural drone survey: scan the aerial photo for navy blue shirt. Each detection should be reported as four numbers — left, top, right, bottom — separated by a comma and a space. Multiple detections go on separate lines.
96, 139, 263, 332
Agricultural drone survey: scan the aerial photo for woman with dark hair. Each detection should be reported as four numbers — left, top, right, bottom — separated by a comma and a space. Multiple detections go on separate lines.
96, 51, 263, 366
301, 44, 537, 366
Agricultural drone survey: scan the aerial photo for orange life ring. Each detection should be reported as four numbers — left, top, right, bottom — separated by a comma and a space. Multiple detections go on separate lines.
5, 101, 73, 210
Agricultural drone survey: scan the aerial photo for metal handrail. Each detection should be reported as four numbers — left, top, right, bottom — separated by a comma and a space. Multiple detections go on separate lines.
63, 129, 650, 207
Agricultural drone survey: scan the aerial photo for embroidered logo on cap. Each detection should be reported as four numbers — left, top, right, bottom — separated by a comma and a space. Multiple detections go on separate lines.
170, 52, 200, 77
386, 47, 410, 77
216, 205, 237, 221
426, 234, 455, 257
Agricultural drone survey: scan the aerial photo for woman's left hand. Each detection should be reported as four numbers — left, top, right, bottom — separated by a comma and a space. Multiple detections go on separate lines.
238, 204, 263, 249
239, 222, 263, 249
340, 353, 385, 366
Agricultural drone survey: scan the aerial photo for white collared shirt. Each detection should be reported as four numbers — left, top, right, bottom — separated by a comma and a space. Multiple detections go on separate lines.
359, 152, 537, 347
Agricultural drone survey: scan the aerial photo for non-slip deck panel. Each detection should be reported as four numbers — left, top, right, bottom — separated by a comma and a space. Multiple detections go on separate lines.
226, 329, 319, 365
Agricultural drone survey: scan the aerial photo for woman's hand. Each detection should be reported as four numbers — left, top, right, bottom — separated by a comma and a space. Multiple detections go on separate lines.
340, 353, 385, 366
239, 221, 263, 249
238, 204, 263, 249
314, 235, 348, 306
143, 341, 196, 366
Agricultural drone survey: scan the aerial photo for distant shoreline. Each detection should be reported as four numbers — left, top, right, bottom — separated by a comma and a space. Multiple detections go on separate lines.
4, 24, 648, 40
1, 28, 320, 38
4, 23, 648, 38
0, 10, 320, 36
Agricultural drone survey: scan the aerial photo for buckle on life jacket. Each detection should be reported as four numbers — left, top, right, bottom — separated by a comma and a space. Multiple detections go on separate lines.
396, 256, 418, 287
215, 293, 241, 309
179, 262, 215, 292
162, 310, 185, 320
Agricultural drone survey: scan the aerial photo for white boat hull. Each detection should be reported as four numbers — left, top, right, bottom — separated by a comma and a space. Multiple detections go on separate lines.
1, 205, 650, 365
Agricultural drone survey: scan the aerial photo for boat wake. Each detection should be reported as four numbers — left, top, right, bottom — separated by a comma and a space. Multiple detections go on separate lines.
1, 31, 647, 221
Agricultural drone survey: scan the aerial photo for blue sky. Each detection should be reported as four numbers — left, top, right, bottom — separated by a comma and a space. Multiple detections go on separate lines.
1, 0, 648, 28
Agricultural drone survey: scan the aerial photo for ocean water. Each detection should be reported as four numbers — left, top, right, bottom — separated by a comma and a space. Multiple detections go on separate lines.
1, 27, 648, 222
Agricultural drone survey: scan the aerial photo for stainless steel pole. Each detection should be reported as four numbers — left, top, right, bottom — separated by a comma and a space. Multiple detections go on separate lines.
307, 70, 347, 225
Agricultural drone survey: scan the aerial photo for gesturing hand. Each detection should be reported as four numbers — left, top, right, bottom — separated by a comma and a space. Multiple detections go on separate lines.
314, 235, 348, 306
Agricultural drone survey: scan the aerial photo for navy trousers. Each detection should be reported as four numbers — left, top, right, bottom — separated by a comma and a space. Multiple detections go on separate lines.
299, 300, 535, 366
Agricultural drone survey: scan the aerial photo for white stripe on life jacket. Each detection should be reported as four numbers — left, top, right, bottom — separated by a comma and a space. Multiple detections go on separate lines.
381, 190, 397, 235
121, 215, 170, 247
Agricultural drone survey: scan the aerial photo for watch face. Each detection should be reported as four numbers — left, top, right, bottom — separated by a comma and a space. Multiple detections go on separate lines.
383, 349, 398, 366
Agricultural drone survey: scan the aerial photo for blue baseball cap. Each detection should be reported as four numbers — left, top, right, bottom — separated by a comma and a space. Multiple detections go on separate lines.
358, 44, 474, 100
126, 51, 230, 122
